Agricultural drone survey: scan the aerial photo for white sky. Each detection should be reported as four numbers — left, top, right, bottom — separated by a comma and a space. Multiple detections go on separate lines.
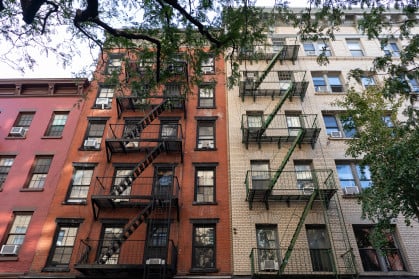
0, 0, 306, 79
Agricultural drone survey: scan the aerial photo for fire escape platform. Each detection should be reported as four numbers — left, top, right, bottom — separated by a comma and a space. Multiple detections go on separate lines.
238, 44, 300, 62
239, 80, 308, 100
116, 96, 186, 119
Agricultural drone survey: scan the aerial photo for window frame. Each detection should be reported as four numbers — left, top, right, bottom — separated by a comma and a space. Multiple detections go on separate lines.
196, 119, 216, 150
97, 224, 124, 264
106, 54, 123, 74
44, 111, 69, 137
383, 42, 400, 57
256, 224, 280, 271
361, 76, 376, 88
44, 219, 82, 271
1, 212, 33, 256
8, 112, 35, 137
81, 118, 107, 150
191, 222, 217, 271
194, 165, 216, 204
201, 54, 215, 74
322, 113, 356, 138
305, 225, 334, 272
24, 155, 53, 190
353, 225, 406, 272
198, 83, 215, 108
0, 156, 15, 190
65, 164, 95, 204
303, 41, 332, 56
312, 72, 344, 93
336, 162, 372, 195
94, 86, 115, 109
346, 39, 364, 57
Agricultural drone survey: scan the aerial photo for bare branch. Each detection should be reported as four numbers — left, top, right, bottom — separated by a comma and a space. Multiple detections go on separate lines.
21, 0, 46, 24
41, 1, 58, 34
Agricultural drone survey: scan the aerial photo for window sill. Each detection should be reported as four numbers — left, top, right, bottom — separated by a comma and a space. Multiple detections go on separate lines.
42, 136, 63, 139
5, 136, 26, 140
20, 188, 44, 192
0, 256, 18, 261
189, 267, 218, 273
42, 266, 70, 272
193, 202, 218, 206
197, 106, 216, 109
195, 148, 217, 151
62, 201, 87, 205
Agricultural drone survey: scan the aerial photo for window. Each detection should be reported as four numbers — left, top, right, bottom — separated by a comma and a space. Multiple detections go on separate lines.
98, 225, 123, 264
164, 83, 183, 108
192, 224, 216, 270
66, 165, 95, 203
323, 114, 356, 138
25, 155, 53, 189
145, 222, 169, 262
201, 54, 215, 74
95, 86, 114, 109
246, 111, 264, 130
1, 213, 32, 255
195, 166, 215, 203
346, 39, 364, 56
8, 112, 34, 137
361, 76, 376, 88
295, 163, 314, 191
353, 225, 406, 272
407, 77, 419, 93
256, 225, 280, 271
112, 168, 133, 202
336, 162, 371, 194
160, 120, 179, 139
286, 114, 302, 136
306, 225, 333, 272
82, 119, 107, 150
383, 42, 400, 57
45, 220, 81, 269
153, 165, 174, 198
197, 119, 215, 150
303, 41, 332, 56
106, 55, 122, 74
250, 161, 270, 190
45, 112, 69, 137
0, 156, 14, 190
271, 37, 284, 52
312, 72, 344, 93
198, 84, 215, 108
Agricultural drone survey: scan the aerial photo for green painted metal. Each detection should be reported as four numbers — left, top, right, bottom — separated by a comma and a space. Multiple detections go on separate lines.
278, 188, 318, 274
266, 128, 303, 191
253, 46, 285, 90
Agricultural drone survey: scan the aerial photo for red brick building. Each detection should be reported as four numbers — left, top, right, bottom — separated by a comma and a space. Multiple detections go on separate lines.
0, 79, 88, 277
27, 49, 231, 278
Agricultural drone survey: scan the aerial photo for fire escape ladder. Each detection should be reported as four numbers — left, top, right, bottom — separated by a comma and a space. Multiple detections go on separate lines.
97, 202, 155, 264
110, 143, 165, 196
134, 99, 169, 134
261, 84, 293, 135
266, 129, 304, 193
253, 46, 285, 90
278, 188, 318, 274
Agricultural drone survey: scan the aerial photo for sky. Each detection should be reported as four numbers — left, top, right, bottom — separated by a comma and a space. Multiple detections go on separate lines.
0, 0, 305, 79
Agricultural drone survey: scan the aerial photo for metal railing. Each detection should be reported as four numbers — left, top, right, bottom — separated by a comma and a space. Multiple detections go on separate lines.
106, 123, 183, 142
76, 239, 178, 266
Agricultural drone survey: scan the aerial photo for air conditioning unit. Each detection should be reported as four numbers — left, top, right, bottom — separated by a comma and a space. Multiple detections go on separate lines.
146, 258, 165, 265
298, 182, 315, 195
10, 127, 26, 137
252, 179, 271, 190
0, 244, 20, 256
197, 142, 214, 149
260, 260, 279, 271
132, 97, 147, 105
344, 186, 360, 195
95, 98, 110, 109
330, 131, 343, 138
84, 139, 99, 148
315, 85, 328, 92
306, 50, 317, 56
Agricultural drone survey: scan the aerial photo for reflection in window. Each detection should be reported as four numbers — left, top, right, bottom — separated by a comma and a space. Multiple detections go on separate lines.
192, 225, 215, 269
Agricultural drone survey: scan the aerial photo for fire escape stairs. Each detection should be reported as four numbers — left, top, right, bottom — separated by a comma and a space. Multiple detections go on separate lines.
278, 188, 318, 274
253, 46, 285, 91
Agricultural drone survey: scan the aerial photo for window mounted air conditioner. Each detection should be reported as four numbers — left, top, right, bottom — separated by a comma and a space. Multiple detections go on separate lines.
146, 258, 165, 265
10, 127, 26, 137
315, 85, 328, 92
84, 139, 99, 148
306, 50, 316, 56
197, 142, 214, 149
260, 260, 279, 271
95, 98, 110, 109
330, 131, 343, 138
298, 182, 315, 195
344, 186, 360, 195
0, 244, 20, 256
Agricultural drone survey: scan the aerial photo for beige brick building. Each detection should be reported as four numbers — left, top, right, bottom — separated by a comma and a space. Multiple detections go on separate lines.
227, 8, 419, 279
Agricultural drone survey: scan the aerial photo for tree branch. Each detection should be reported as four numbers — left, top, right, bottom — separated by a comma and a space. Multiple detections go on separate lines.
162, 0, 223, 48
40, 1, 58, 34
21, 0, 46, 24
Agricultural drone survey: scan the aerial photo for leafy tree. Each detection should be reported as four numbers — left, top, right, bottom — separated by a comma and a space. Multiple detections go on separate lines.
1, 0, 418, 234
